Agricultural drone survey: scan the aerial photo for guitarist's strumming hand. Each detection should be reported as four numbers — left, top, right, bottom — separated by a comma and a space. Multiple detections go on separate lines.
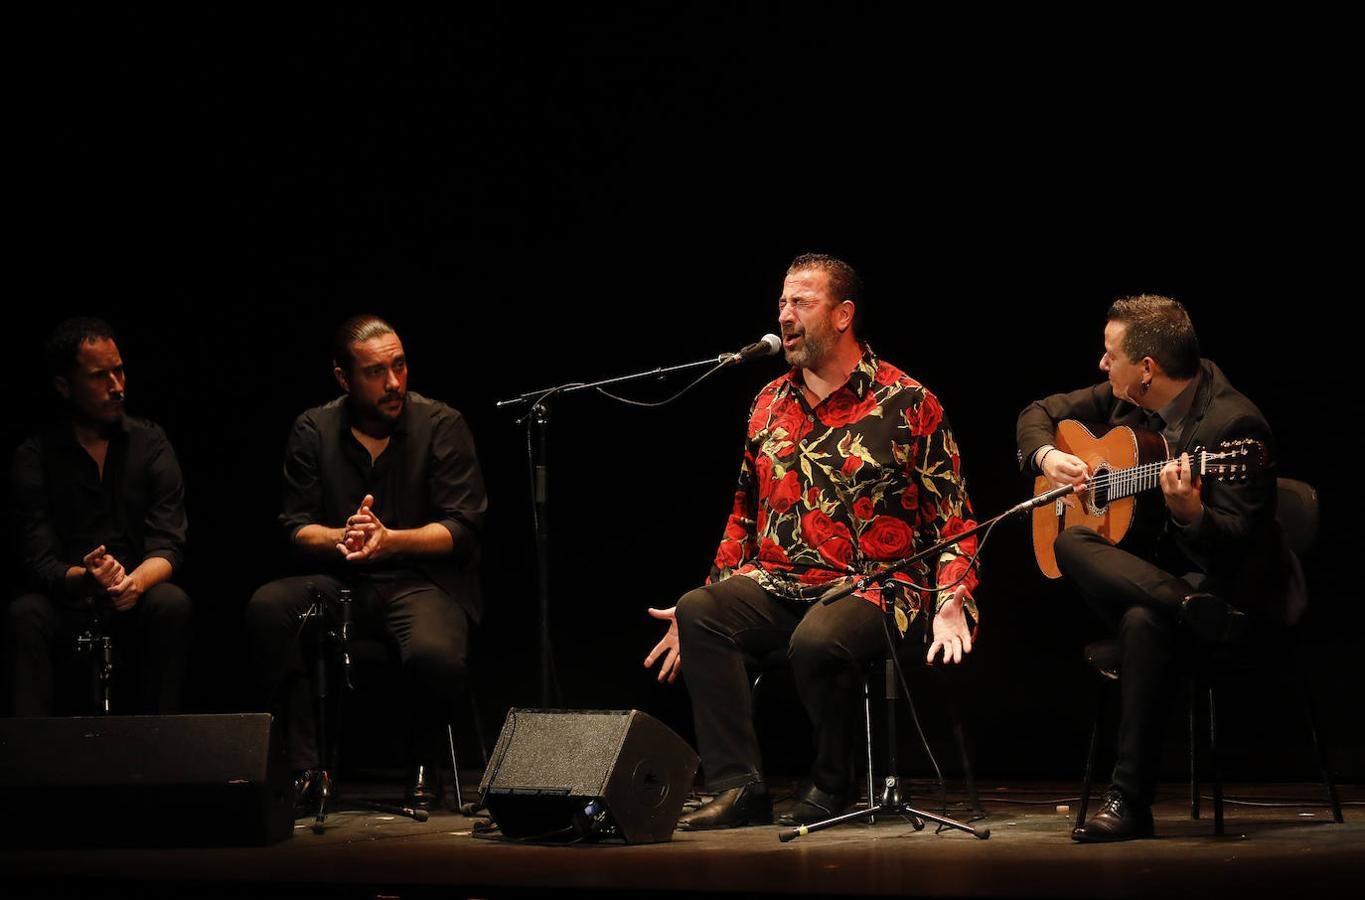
1159, 452, 1203, 526
1036, 445, 1090, 500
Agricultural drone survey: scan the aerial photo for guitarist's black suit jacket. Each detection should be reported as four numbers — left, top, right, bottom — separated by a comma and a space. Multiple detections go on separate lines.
1016, 359, 1296, 623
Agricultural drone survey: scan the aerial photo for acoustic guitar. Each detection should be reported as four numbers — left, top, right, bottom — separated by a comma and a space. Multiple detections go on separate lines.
1031, 419, 1266, 578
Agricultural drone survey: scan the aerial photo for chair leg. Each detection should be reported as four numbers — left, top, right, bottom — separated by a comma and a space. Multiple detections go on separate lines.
1300, 675, 1344, 823
447, 724, 464, 812
1075, 682, 1104, 830
863, 675, 875, 814
1208, 684, 1224, 836
942, 674, 985, 818
1189, 682, 1201, 820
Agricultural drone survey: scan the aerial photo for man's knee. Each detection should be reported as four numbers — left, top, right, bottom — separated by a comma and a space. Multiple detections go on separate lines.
787, 627, 841, 671
787, 615, 871, 674
5, 593, 57, 638
674, 586, 719, 635
1053, 526, 1102, 575
141, 583, 192, 623
245, 578, 308, 636
405, 633, 468, 684
1118, 605, 1171, 640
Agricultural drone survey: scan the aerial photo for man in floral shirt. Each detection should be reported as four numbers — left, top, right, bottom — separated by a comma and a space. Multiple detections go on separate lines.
645, 254, 981, 829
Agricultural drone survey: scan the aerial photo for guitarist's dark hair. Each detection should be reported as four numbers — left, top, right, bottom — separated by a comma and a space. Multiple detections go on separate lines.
1107, 295, 1200, 380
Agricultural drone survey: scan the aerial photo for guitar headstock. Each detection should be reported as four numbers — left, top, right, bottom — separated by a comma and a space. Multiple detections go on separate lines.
1196, 438, 1268, 482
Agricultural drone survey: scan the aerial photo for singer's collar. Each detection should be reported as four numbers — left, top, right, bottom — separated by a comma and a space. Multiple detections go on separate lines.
784, 342, 879, 401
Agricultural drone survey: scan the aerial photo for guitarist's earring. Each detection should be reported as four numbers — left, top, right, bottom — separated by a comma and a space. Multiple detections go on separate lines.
1140, 380, 1149, 394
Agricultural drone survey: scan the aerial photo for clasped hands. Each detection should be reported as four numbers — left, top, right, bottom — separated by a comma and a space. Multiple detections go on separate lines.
81, 545, 143, 612
336, 493, 391, 562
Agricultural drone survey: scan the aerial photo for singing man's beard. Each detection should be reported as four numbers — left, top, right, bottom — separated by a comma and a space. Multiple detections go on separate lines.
783, 328, 835, 369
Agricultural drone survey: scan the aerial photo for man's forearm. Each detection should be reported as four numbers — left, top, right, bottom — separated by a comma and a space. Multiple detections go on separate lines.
130, 556, 173, 590
294, 524, 347, 557
63, 565, 91, 598
383, 523, 455, 557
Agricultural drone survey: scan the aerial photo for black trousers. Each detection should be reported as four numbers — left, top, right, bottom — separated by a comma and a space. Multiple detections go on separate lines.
3, 583, 193, 717
675, 575, 890, 794
244, 574, 469, 772
1054, 526, 1215, 807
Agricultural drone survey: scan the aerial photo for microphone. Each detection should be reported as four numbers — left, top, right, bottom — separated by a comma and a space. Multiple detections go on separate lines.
1004, 482, 1078, 517
719, 334, 782, 365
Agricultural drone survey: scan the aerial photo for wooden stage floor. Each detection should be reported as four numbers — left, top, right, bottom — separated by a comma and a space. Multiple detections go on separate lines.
3, 778, 1360, 898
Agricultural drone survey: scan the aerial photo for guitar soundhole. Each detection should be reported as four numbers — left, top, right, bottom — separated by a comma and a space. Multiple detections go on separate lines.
1090, 466, 1110, 512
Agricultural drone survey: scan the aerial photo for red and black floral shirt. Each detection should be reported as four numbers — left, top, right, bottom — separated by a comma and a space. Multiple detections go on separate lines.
708, 346, 980, 632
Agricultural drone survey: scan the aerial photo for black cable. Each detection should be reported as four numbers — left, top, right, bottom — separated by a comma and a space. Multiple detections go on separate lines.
868, 512, 1001, 598
917, 788, 1362, 808
470, 824, 580, 843
1191, 795, 1363, 808
594, 362, 729, 408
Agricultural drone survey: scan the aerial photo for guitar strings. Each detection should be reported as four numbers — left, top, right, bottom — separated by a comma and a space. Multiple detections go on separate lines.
1074, 452, 1246, 495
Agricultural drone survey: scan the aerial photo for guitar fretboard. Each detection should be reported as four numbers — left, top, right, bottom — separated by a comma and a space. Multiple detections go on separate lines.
1089, 448, 1246, 501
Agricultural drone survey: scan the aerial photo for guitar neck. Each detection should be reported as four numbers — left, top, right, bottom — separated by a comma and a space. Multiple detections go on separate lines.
1098, 447, 1249, 501
1101, 457, 1169, 501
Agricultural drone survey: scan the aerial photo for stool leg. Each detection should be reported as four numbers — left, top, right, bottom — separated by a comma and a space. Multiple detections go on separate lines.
1075, 682, 1103, 830
943, 676, 984, 818
863, 676, 875, 814
447, 724, 464, 812
1189, 682, 1201, 820
1208, 684, 1224, 836
1299, 675, 1344, 824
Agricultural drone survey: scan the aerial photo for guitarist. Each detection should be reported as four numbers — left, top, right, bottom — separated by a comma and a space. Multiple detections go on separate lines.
1016, 294, 1299, 842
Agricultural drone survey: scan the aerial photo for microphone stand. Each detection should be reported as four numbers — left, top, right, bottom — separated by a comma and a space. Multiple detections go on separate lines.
300, 584, 430, 834
779, 483, 1076, 843
497, 352, 757, 707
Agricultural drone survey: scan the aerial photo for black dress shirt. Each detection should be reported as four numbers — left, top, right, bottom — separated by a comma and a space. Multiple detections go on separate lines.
10, 416, 187, 601
278, 392, 487, 618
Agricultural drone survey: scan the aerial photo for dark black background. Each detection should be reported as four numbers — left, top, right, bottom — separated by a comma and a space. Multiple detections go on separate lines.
9, 9, 1359, 781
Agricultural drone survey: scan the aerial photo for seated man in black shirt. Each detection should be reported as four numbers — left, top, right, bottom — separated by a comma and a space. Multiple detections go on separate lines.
6, 317, 192, 716
246, 315, 487, 810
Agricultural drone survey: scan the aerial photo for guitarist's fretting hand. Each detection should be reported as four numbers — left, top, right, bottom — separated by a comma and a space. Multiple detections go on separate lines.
1159, 452, 1203, 526
1036, 445, 1090, 494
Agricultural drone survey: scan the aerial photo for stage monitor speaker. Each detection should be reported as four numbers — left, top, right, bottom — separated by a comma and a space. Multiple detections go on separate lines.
478, 708, 698, 844
0, 713, 293, 847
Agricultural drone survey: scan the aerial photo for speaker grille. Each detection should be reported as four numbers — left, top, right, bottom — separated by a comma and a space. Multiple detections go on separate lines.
478, 708, 699, 843
482, 708, 628, 796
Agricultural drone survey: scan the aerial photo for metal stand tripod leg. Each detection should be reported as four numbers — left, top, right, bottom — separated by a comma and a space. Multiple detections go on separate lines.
779, 655, 989, 843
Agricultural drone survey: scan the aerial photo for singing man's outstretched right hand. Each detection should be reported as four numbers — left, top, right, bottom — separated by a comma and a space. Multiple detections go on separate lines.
644, 606, 682, 683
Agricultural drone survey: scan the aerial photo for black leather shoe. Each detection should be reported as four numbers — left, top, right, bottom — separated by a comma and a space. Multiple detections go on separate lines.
775, 782, 851, 826
293, 769, 328, 817
1072, 789, 1154, 842
676, 782, 772, 830
407, 764, 441, 812
1181, 593, 1248, 644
